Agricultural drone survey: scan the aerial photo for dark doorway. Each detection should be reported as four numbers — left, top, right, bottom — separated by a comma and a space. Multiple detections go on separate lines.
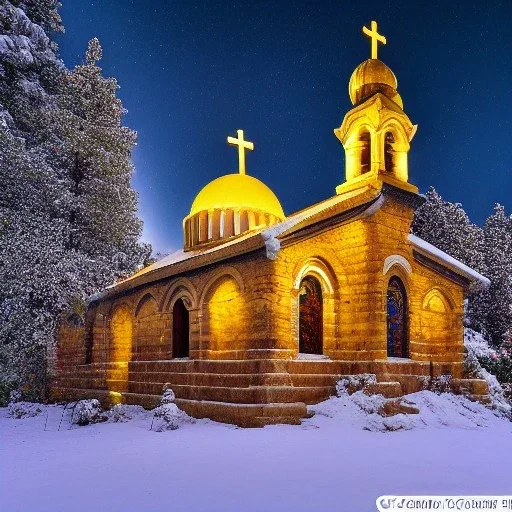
172, 299, 189, 358
299, 276, 323, 355
387, 276, 408, 358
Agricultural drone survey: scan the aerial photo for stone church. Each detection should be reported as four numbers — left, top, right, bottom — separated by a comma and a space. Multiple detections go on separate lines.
54, 22, 490, 426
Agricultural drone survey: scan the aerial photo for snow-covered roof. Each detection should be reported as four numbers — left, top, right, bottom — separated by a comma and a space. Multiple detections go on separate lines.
407, 234, 490, 287
92, 185, 383, 300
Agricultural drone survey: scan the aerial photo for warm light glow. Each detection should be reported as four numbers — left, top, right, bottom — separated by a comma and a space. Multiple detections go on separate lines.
227, 129, 254, 176
111, 304, 132, 362
207, 277, 246, 352
362, 20, 386, 60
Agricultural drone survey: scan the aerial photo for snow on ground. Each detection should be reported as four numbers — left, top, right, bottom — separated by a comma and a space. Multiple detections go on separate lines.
1, 392, 511, 512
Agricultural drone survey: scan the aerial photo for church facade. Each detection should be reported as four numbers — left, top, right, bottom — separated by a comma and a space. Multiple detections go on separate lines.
54, 22, 490, 426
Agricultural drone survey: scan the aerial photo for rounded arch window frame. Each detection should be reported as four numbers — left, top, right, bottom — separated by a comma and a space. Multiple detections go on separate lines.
383, 262, 411, 359
292, 257, 339, 357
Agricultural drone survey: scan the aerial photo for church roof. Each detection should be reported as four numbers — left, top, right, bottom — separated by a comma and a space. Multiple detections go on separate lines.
92, 187, 488, 303
407, 234, 490, 288
92, 185, 383, 301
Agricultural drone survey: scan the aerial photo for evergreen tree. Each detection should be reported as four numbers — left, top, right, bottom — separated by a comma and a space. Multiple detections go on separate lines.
0, 5, 149, 400
412, 187, 486, 272
480, 205, 512, 346
412, 188, 488, 334
54, 38, 150, 292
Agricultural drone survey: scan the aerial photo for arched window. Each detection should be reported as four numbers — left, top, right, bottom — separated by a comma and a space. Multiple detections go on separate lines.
386, 277, 408, 358
299, 276, 323, 355
360, 130, 371, 174
385, 131, 395, 173
172, 298, 189, 358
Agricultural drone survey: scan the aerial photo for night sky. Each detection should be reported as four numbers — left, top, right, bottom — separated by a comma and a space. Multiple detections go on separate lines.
57, 0, 512, 253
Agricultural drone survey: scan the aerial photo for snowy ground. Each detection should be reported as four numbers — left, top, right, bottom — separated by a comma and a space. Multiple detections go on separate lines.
1, 392, 511, 512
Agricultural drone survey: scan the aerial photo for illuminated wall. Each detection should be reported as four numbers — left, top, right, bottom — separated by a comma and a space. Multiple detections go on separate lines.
133, 294, 169, 361
203, 275, 247, 358
110, 304, 133, 362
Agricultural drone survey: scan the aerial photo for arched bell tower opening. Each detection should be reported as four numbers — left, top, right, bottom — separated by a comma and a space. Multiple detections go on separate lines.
384, 131, 394, 173
172, 298, 190, 358
360, 129, 371, 174
386, 276, 408, 358
299, 276, 323, 355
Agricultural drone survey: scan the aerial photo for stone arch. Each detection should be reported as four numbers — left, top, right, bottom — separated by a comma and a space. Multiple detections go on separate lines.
161, 277, 198, 312
199, 268, 247, 357
134, 292, 158, 317
293, 257, 337, 296
199, 266, 245, 309
110, 303, 133, 362
422, 287, 455, 312
161, 278, 199, 359
292, 257, 338, 357
133, 293, 167, 361
383, 254, 412, 277
419, 287, 457, 350
380, 120, 410, 181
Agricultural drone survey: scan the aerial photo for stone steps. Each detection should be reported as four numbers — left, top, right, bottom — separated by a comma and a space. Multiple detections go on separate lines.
127, 382, 333, 405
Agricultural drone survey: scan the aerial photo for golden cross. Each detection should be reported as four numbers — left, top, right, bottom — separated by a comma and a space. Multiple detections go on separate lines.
227, 129, 254, 175
362, 20, 386, 59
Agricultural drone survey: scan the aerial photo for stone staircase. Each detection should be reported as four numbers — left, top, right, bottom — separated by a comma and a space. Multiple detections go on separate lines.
52, 358, 490, 427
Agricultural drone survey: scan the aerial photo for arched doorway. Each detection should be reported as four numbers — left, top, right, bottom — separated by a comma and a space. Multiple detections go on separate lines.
299, 276, 323, 355
172, 298, 189, 358
387, 276, 408, 358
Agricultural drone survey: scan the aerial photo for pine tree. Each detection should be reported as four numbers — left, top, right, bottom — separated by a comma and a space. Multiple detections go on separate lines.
480, 205, 512, 346
412, 188, 488, 334
53, 38, 150, 291
0, 6, 150, 400
412, 187, 486, 272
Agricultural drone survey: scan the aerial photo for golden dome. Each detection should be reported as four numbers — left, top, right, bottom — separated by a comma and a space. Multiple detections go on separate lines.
349, 59, 399, 105
190, 173, 284, 219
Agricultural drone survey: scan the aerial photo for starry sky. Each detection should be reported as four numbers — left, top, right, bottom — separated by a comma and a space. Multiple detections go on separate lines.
57, 0, 512, 253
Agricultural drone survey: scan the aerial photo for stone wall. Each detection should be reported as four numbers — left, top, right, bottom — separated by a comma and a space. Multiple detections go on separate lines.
56, 191, 465, 376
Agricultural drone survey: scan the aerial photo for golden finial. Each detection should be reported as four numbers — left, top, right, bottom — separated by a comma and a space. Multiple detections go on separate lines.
227, 129, 254, 175
362, 20, 386, 59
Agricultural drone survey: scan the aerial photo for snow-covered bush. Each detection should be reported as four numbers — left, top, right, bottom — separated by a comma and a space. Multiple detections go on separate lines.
107, 404, 146, 423
336, 374, 377, 396
72, 399, 106, 426
429, 375, 453, 394
464, 329, 512, 418
8, 401, 43, 419
151, 403, 194, 432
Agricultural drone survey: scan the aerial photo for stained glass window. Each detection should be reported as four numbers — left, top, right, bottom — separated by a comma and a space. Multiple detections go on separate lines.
387, 276, 408, 358
299, 276, 323, 355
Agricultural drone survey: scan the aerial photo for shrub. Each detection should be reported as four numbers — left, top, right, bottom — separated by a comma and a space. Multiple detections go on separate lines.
72, 399, 106, 426
151, 403, 194, 432
8, 401, 43, 419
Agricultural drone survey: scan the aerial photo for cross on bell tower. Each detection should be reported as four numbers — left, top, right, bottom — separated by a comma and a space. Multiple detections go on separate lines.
363, 20, 387, 59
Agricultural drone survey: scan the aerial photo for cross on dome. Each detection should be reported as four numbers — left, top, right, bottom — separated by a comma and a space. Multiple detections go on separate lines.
362, 20, 386, 59
227, 129, 254, 175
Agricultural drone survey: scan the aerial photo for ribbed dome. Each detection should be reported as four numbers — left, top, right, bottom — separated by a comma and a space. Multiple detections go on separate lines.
349, 59, 402, 107
190, 173, 284, 219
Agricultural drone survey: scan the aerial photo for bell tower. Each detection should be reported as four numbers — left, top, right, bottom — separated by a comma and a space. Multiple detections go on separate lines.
335, 21, 418, 195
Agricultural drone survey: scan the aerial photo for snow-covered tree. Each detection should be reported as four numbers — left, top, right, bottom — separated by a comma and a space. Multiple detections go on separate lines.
479, 205, 512, 347
412, 188, 488, 333
412, 188, 486, 272
0, 5, 150, 401
54, 38, 150, 292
